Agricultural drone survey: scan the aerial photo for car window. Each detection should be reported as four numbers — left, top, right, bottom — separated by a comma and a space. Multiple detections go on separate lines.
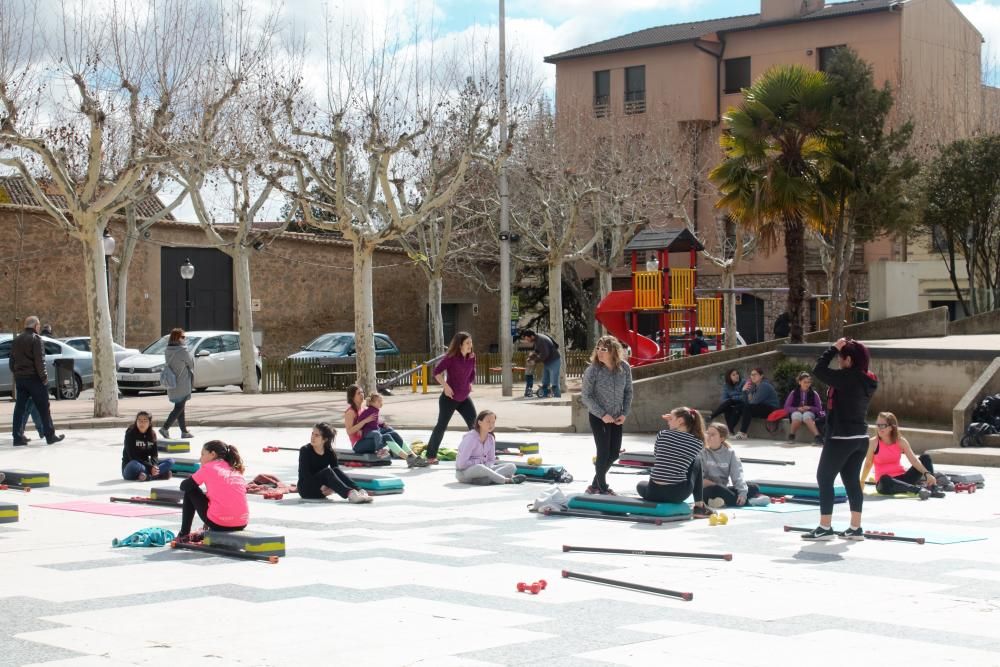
220, 334, 240, 353
144, 335, 200, 355
0, 341, 11, 359
44, 341, 62, 355
197, 336, 224, 355
67, 339, 90, 352
374, 336, 394, 352
314, 335, 352, 354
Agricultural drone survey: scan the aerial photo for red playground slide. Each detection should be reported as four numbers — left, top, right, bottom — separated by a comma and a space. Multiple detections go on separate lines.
595, 290, 661, 366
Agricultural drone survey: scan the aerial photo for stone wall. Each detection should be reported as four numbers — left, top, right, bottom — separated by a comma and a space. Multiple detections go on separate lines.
0, 210, 500, 359
949, 309, 1000, 336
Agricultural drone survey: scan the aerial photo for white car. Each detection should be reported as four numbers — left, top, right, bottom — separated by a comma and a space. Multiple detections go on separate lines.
116, 330, 261, 396
61, 337, 140, 366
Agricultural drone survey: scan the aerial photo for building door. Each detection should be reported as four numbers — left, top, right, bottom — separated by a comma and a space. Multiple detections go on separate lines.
160, 247, 233, 334
736, 294, 765, 344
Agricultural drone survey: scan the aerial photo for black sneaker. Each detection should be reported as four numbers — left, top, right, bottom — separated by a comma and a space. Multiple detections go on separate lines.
838, 526, 865, 541
929, 488, 946, 498
13, 437, 29, 447
45, 434, 65, 445
510, 474, 526, 484
800, 525, 836, 541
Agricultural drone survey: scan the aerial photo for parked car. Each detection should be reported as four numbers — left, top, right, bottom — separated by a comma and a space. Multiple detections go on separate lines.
61, 337, 140, 366
116, 330, 261, 396
0, 333, 95, 400
287, 332, 401, 364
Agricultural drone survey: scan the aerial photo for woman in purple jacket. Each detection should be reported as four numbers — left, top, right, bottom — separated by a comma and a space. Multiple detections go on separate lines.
784, 372, 825, 444
425, 331, 477, 465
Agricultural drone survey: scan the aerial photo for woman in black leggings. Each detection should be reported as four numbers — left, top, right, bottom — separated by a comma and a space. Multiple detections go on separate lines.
298, 422, 373, 504
802, 338, 878, 541
579, 336, 632, 495
425, 332, 478, 464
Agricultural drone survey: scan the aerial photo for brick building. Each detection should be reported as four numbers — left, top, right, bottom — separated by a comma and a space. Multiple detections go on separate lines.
0, 185, 499, 359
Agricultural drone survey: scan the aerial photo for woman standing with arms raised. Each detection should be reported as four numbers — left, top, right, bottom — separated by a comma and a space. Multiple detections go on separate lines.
579, 336, 633, 495
425, 332, 478, 465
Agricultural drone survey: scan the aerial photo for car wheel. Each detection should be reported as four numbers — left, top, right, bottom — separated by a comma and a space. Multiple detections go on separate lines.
194, 386, 208, 393
59, 374, 83, 400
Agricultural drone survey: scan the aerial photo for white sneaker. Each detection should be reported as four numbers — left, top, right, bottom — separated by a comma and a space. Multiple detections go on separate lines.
347, 489, 367, 504
748, 496, 771, 507
707, 497, 726, 509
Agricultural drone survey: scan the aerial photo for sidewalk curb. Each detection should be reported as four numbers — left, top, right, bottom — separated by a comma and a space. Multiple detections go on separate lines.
49, 419, 578, 434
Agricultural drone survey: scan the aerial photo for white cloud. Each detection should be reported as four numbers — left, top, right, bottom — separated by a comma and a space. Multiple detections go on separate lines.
508, 0, 707, 19
958, 1, 1000, 76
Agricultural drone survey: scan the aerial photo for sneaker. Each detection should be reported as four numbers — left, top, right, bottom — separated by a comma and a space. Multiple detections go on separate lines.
584, 485, 600, 494
45, 434, 65, 445
181, 431, 194, 439
137, 473, 147, 482
406, 455, 419, 468
800, 525, 836, 541
838, 526, 865, 541
929, 488, 946, 498
360, 489, 374, 503
918, 488, 931, 501
707, 497, 726, 509
748, 495, 771, 507
510, 474, 526, 484
158, 427, 170, 439
425, 457, 439, 465
347, 489, 367, 504
787, 433, 796, 443
935, 474, 955, 492
176, 531, 204, 544
375, 448, 390, 459
13, 437, 28, 447
733, 432, 748, 440
692, 504, 715, 519
813, 435, 825, 446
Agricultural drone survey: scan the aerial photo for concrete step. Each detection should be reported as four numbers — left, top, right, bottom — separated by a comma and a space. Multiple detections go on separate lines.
924, 446, 1000, 468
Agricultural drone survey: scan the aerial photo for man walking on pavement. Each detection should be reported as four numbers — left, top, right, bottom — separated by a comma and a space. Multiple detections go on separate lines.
10, 315, 64, 446
520, 329, 562, 399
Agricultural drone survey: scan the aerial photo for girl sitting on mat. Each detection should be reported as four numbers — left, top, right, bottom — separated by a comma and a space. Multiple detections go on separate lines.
298, 422, 373, 503
783, 372, 826, 444
455, 410, 525, 485
860, 412, 947, 499
122, 411, 174, 481
637, 407, 713, 518
344, 384, 390, 459
177, 440, 249, 542
701, 422, 768, 508
358, 393, 427, 468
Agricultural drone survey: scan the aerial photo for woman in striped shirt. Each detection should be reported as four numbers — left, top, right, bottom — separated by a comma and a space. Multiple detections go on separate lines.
636, 407, 714, 518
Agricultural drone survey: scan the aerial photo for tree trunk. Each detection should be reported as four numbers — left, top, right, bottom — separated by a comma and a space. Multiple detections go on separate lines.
353, 241, 378, 392
548, 257, 566, 393
80, 219, 119, 417
829, 225, 855, 341
427, 274, 445, 354
114, 231, 138, 346
233, 247, 260, 393
784, 217, 807, 344
597, 268, 612, 337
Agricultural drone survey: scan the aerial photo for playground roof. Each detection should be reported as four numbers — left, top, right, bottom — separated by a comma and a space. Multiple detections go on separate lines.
625, 227, 705, 253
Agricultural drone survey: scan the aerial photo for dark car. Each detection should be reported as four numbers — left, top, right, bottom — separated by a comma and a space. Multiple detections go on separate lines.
287, 332, 400, 363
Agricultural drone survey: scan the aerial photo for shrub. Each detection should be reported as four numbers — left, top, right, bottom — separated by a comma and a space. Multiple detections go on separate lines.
770, 359, 826, 401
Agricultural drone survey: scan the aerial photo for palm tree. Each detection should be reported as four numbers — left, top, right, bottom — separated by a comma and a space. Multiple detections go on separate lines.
710, 65, 834, 343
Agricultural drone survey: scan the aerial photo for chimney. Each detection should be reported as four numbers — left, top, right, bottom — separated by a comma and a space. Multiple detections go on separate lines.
760, 0, 825, 21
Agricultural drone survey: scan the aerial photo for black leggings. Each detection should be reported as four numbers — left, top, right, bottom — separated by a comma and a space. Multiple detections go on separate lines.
164, 399, 188, 432
703, 482, 763, 506
178, 477, 246, 537
738, 403, 773, 434
816, 436, 869, 515
317, 465, 360, 499
876, 455, 935, 495
636, 459, 704, 504
426, 394, 477, 458
710, 399, 743, 433
588, 414, 623, 493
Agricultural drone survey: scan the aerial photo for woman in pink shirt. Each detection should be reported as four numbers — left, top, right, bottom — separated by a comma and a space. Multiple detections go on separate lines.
177, 440, 249, 541
425, 332, 477, 465
344, 385, 390, 458
860, 412, 945, 499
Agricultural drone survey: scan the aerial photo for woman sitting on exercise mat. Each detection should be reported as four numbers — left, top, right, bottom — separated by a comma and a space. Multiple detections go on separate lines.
636, 407, 713, 518
860, 412, 949, 499
298, 422, 373, 504
455, 410, 525, 485
121, 411, 174, 481
701, 422, 769, 508
177, 440, 249, 542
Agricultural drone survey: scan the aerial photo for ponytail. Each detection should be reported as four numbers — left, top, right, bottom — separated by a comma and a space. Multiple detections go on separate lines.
203, 440, 245, 474
671, 406, 705, 441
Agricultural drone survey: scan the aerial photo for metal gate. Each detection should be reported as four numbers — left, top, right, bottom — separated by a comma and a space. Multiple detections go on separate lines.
160, 247, 233, 334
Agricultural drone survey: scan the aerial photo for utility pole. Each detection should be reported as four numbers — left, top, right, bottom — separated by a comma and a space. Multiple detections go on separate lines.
498, 0, 513, 396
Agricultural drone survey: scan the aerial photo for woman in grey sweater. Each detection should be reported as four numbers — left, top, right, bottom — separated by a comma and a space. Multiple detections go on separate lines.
580, 336, 633, 495
733, 367, 780, 440
160, 328, 195, 439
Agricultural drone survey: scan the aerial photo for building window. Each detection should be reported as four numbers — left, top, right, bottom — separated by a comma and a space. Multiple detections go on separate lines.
594, 70, 610, 117
724, 57, 751, 94
818, 45, 847, 72
624, 65, 645, 115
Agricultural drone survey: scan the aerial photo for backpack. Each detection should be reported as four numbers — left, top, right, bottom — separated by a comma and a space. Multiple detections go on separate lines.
531, 486, 569, 513
961, 422, 997, 448
541, 466, 574, 484
160, 364, 177, 390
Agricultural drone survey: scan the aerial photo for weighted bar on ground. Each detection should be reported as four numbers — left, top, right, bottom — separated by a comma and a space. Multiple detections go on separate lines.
170, 540, 279, 563
562, 570, 692, 601
783, 525, 924, 544
562, 544, 732, 561
740, 457, 795, 466
110, 496, 181, 508
540, 507, 664, 525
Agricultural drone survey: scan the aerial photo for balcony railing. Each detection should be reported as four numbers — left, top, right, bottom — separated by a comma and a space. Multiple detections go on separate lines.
594, 94, 610, 118
624, 91, 646, 115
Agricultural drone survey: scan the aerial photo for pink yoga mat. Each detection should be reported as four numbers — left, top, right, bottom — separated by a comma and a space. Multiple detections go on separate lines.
32, 501, 179, 517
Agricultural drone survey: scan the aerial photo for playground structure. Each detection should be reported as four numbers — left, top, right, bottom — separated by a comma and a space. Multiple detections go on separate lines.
595, 228, 722, 367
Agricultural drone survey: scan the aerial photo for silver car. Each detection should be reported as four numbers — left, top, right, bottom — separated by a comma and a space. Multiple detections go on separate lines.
61, 337, 140, 366
0, 333, 95, 400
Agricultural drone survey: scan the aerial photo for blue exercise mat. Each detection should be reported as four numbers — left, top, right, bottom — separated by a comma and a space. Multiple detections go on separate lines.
567, 494, 690, 517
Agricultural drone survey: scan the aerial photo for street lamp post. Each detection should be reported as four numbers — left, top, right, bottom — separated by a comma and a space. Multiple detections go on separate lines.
180, 258, 195, 330
102, 229, 116, 306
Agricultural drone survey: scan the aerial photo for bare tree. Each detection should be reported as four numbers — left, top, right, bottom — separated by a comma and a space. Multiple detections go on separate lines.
0, 0, 208, 416
265, 10, 500, 390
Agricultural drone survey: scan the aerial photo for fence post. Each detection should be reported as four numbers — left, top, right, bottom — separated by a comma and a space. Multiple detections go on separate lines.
421, 363, 429, 394
411, 362, 417, 393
